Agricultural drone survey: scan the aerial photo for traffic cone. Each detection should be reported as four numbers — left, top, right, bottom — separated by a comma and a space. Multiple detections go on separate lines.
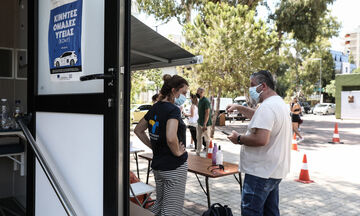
328, 123, 344, 144
207, 139, 213, 159
295, 154, 314, 184
292, 133, 299, 151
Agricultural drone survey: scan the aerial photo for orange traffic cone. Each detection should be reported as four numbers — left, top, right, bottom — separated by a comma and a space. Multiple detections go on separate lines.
328, 123, 344, 144
292, 133, 299, 151
295, 154, 314, 184
207, 139, 213, 159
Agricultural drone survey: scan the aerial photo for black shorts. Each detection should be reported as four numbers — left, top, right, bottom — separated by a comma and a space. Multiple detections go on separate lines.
292, 114, 301, 123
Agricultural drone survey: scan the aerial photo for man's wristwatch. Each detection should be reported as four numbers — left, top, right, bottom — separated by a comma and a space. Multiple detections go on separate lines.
237, 135, 243, 145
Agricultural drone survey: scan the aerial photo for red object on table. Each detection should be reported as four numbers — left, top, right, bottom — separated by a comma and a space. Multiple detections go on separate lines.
207, 140, 213, 159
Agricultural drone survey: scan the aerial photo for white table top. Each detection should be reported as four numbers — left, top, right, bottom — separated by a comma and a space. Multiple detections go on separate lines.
130, 146, 145, 154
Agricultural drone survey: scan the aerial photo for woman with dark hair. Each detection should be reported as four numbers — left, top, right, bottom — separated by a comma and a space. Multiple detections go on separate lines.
184, 93, 198, 150
290, 97, 303, 141
134, 74, 189, 215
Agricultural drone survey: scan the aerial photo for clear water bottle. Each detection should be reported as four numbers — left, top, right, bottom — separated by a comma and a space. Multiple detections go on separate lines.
13, 100, 22, 129
1, 98, 10, 129
13, 100, 23, 118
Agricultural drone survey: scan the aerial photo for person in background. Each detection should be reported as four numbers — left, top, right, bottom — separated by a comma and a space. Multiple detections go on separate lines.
134, 74, 189, 216
196, 87, 212, 156
290, 97, 303, 141
226, 70, 292, 216
184, 93, 199, 150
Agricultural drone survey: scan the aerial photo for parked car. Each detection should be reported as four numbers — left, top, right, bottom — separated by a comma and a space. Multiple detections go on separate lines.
313, 103, 336, 115
54, 51, 78, 67
299, 101, 311, 114
131, 104, 152, 123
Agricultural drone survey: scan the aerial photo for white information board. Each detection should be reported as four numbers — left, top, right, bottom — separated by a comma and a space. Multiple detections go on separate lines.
341, 91, 360, 119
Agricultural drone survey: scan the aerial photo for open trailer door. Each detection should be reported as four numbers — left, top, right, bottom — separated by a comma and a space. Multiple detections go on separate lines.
27, 0, 130, 215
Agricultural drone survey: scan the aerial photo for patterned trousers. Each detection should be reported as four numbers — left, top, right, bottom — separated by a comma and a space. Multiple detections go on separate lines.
151, 162, 188, 216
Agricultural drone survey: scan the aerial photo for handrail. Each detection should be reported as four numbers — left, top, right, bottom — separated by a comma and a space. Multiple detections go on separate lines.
17, 118, 77, 216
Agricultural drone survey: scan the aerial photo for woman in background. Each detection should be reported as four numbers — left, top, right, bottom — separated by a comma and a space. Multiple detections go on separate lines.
290, 97, 303, 141
134, 74, 189, 215
184, 93, 198, 150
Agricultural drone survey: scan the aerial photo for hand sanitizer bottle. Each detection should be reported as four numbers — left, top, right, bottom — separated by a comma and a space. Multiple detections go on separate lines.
216, 145, 223, 165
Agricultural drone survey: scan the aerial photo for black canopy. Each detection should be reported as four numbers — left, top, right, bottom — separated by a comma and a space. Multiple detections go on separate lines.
131, 16, 202, 71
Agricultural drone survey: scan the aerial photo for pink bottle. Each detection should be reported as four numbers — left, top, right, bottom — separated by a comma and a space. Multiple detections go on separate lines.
212, 143, 218, 165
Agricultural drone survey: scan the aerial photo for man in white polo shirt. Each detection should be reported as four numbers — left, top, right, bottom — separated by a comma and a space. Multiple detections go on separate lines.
226, 70, 292, 216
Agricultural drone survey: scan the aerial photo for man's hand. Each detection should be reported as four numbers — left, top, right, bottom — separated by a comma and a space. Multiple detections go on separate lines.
202, 126, 207, 132
227, 130, 240, 144
226, 104, 239, 113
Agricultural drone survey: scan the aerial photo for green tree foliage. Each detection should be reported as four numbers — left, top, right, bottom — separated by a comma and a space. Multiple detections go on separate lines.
130, 71, 147, 104
271, 0, 340, 44
144, 69, 163, 92
184, 2, 279, 136
353, 68, 360, 74
279, 37, 335, 99
134, 0, 340, 106
135, 0, 263, 25
325, 80, 336, 97
130, 69, 163, 104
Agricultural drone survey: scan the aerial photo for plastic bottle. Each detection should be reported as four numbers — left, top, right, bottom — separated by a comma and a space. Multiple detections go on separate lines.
207, 139, 213, 159
212, 143, 218, 165
216, 145, 223, 165
13, 100, 23, 118
13, 100, 22, 129
0, 99, 10, 129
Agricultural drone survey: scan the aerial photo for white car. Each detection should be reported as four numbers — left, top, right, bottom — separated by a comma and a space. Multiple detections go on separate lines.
313, 103, 336, 115
54, 51, 78, 67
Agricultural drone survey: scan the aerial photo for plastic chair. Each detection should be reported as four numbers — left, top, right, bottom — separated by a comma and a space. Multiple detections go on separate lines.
129, 182, 155, 208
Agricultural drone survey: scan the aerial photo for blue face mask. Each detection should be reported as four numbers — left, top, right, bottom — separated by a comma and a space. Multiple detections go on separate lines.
249, 84, 263, 104
175, 94, 186, 106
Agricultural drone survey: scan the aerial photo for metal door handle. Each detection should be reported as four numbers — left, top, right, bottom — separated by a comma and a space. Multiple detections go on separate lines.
79, 74, 114, 81
80, 68, 117, 81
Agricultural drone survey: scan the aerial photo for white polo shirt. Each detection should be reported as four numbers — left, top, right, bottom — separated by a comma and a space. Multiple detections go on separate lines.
239, 95, 292, 179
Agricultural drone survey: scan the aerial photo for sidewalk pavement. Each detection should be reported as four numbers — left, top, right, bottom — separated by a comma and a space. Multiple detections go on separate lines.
130, 115, 360, 215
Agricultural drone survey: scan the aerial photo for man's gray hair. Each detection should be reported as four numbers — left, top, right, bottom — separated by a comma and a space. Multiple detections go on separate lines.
251, 70, 275, 90
197, 87, 205, 93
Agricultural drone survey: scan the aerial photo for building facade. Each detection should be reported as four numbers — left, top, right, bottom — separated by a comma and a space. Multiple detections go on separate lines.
330, 50, 357, 74
345, 26, 360, 68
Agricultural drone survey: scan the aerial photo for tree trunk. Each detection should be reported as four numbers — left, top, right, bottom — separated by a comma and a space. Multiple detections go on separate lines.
185, 4, 192, 23
210, 86, 222, 138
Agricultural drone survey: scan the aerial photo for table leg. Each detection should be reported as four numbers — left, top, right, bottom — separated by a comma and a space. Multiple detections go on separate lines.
135, 152, 140, 180
146, 160, 151, 184
205, 177, 211, 208
239, 173, 242, 194
234, 173, 243, 195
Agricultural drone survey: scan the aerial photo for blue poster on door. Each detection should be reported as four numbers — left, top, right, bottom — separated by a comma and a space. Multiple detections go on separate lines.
48, 0, 82, 80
